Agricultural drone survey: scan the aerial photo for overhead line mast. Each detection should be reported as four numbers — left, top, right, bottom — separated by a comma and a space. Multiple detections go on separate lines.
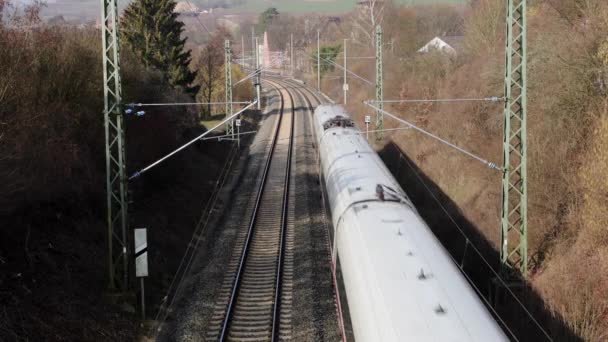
255, 36, 261, 110
500, 0, 528, 276
343, 38, 348, 105
100, 0, 129, 291
375, 25, 384, 140
225, 40, 234, 138
317, 29, 321, 92
291, 33, 294, 76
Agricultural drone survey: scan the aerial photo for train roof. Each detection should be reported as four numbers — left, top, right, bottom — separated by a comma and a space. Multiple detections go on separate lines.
314, 104, 351, 124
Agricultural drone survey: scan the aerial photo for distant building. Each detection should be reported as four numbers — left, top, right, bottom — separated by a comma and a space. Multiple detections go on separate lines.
418, 36, 465, 56
174, 1, 203, 16
47, 15, 67, 26
47, 15, 91, 28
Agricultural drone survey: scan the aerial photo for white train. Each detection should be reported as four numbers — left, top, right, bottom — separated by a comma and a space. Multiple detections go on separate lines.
313, 105, 508, 341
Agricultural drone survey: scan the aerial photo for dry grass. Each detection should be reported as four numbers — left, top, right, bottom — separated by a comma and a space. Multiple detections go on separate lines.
533, 109, 608, 341
0, 2, 206, 339
309, 0, 608, 339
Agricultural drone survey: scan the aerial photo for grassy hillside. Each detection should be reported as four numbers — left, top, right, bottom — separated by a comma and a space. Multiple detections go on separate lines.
305, 1, 608, 339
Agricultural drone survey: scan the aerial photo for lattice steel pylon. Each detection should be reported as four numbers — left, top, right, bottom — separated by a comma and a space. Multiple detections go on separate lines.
375, 25, 384, 140
255, 37, 261, 110
500, 0, 528, 276
225, 40, 234, 138
101, 0, 130, 291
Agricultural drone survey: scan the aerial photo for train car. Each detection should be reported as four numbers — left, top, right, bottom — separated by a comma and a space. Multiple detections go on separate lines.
313, 105, 508, 341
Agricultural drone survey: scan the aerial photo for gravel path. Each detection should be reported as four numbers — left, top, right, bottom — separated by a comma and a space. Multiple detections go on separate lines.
288, 83, 341, 342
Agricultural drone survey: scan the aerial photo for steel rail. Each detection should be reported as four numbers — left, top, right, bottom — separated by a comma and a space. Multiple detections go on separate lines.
283, 78, 326, 106
219, 81, 294, 341
151, 143, 240, 335
278, 78, 349, 342
270, 81, 296, 342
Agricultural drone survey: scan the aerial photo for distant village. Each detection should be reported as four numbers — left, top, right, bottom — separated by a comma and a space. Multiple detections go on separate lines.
44, 1, 219, 28
173, 1, 215, 16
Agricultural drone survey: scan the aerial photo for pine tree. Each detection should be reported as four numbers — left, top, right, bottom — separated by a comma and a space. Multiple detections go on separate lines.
122, 0, 199, 96
258, 7, 279, 32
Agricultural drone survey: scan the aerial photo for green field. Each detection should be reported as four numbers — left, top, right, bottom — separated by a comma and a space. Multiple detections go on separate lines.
232, 0, 464, 13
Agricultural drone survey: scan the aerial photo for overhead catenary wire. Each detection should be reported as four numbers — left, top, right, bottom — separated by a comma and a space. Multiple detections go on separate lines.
310, 80, 336, 104
297, 51, 374, 87
249, 29, 542, 340
364, 101, 501, 170
233, 63, 275, 85
129, 101, 257, 180
398, 154, 553, 341
290, 85, 347, 340
233, 69, 259, 85
127, 101, 251, 107
319, 53, 375, 59
199, 130, 257, 141
341, 56, 376, 60
151, 143, 240, 335
370, 97, 504, 104
233, 66, 272, 87
357, 127, 412, 134
321, 57, 373, 85
183, 0, 212, 35
319, 56, 374, 86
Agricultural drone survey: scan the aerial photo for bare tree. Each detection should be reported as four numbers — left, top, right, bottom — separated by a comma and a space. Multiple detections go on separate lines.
195, 27, 230, 119
351, 0, 385, 47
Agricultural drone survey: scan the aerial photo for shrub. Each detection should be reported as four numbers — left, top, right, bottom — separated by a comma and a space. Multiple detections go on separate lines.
0, 1, 193, 216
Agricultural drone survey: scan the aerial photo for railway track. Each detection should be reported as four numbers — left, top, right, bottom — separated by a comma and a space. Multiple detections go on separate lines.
206, 80, 297, 341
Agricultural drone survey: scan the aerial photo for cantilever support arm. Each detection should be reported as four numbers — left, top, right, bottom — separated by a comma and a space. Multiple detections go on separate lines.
129, 101, 257, 180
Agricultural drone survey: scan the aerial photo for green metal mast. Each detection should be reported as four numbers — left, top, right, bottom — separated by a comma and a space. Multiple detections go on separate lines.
317, 29, 321, 92
225, 39, 234, 138
375, 25, 384, 140
100, 0, 129, 291
500, 0, 528, 275
255, 36, 261, 110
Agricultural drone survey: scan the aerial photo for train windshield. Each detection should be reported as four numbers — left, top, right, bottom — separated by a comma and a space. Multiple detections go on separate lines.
322, 116, 355, 130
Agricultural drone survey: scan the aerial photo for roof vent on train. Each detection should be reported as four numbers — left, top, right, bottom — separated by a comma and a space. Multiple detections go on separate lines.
375, 184, 411, 205
435, 304, 447, 315
323, 115, 355, 131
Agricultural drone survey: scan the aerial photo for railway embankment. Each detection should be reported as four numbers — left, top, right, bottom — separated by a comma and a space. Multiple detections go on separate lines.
379, 142, 582, 341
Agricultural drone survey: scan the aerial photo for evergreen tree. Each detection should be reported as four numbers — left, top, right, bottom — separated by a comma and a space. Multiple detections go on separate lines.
312, 44, 341, 75
122, 0, 199, 96
258, 7, 279, 32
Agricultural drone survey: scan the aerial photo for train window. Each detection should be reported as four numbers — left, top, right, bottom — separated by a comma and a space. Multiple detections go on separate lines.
322, 115, 355, 130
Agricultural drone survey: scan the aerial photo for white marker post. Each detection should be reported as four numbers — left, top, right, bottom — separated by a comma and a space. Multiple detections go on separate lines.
134, 228, 148, 320
343, 83, 349, 105
236, 119, 242, 148
365, 115, 371, 141
343, 38, 348, 105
